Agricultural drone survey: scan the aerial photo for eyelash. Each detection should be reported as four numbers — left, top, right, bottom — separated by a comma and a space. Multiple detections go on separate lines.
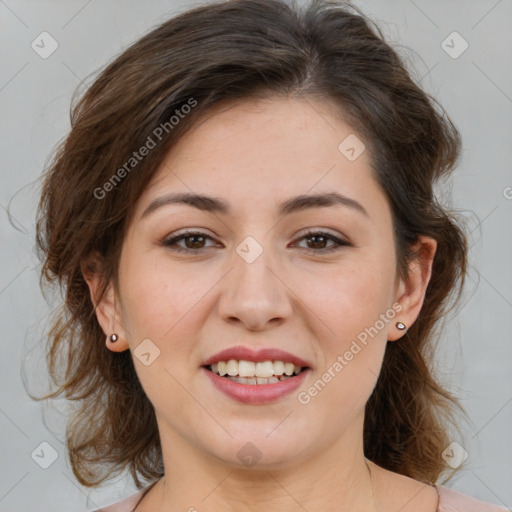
161, 230, 351, 254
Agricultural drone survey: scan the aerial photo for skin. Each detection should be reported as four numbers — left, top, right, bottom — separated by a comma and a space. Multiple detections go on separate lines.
85, 96, 439, 512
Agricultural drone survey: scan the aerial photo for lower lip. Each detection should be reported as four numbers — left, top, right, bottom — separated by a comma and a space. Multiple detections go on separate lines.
202, 367, 311, 404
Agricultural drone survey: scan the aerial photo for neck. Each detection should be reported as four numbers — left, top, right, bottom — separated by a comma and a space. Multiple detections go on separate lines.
136, 415, 378, 512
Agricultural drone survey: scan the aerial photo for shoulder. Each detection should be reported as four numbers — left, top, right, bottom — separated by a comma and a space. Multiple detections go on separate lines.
88, 483, 510, 512
436, 485, 509, 512
91, 489, 145, 512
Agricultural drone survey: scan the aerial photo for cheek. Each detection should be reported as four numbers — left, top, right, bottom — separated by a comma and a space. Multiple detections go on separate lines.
119, 252, 198, 341
306, 286, 389, 420
302, 253, 393, 398
117, 255, 202, 408
306, 252, 396, 337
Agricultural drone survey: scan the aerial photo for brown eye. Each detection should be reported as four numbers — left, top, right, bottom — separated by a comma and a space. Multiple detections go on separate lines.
293, 231, 351, 253
162, 231, 217, 253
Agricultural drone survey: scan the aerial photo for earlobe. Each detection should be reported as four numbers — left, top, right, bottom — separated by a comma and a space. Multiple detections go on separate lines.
104, 330, 129, 352
81, 252, 130, 352
388, 236, 437, 342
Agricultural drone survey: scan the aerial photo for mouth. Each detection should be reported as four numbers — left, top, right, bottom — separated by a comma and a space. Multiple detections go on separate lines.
202, 360, 310, 385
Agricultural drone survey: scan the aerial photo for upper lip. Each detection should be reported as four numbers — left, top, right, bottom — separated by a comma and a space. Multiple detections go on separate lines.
202, 345, 312, 368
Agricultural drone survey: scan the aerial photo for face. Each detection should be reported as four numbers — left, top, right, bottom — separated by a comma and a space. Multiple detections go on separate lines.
95, 96, 431, 472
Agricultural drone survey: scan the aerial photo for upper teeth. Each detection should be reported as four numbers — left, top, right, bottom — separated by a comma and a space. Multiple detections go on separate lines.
211, 360, 303, 377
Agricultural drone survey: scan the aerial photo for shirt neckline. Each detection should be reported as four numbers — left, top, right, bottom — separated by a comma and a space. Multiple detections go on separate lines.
131, 480, 442, 511
131, 480, 158, 512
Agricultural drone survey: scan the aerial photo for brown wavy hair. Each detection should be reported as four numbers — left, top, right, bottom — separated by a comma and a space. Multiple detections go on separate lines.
34, 0, 469, 490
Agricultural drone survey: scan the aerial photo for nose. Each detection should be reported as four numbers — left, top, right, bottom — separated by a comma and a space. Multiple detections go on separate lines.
217, 245, 293, 331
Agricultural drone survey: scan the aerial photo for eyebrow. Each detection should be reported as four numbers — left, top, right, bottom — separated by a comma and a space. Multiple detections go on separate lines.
140, 191, 369, 219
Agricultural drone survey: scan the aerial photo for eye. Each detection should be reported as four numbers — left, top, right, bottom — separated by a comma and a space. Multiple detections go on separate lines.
292, 230, 351, 253
161, 229, 351, 254
161, 230, 218, 253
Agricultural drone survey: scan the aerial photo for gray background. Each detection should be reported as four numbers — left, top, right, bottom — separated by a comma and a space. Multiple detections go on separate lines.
1, 0, 511, 510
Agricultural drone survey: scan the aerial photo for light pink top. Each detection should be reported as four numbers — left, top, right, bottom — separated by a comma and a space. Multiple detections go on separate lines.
95, 484, 509, 511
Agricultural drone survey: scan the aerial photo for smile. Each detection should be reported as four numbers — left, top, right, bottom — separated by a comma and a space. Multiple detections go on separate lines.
202, 362, 311, 404
206, 359, 306, 385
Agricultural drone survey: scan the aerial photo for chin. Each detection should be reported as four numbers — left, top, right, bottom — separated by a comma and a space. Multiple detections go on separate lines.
206, 433, 310, 471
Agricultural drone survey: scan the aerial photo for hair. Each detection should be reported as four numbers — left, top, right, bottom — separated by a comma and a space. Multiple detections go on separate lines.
34, 0, 469, 490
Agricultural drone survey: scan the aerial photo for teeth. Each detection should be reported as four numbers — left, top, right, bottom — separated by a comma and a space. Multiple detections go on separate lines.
284, 362, 295, 376
226, 375, 291, 385
273, 360, 285, 375
208, 359, 305, 378
257, 376, 279, 384
226, 359, 238, 376
239, 360, 256, 377
255, 361, 274, 377
218, 361, 227, 376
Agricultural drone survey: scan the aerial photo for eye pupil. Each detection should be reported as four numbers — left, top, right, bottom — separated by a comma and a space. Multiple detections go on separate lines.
186, 234, 205, 248
308, 235, 327, 249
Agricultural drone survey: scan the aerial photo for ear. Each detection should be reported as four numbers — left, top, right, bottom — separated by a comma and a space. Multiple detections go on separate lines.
387, 235, 437, 341
81, 251, 129, 352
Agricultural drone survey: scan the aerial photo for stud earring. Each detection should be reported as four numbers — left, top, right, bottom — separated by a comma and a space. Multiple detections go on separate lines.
110, 333, 119, 342
396, 322, 407, 331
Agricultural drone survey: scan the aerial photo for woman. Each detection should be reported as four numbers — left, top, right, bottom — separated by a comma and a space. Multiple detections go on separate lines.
34, 0, 507, 510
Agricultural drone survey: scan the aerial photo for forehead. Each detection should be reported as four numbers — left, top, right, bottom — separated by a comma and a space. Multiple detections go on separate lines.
136, 96, 386, 220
